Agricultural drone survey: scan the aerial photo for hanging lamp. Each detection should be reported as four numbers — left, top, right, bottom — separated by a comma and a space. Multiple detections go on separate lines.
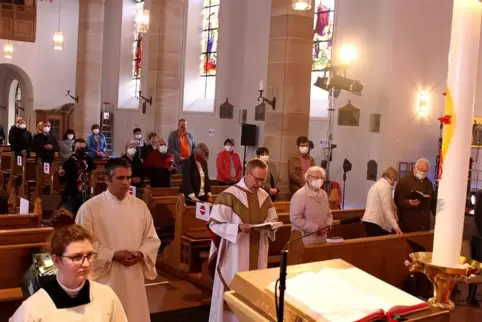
291, 0, 312, 10
53, 0, 64, 50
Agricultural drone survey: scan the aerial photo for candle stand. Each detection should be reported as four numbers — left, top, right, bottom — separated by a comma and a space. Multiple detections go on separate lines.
405, 252, 481, 310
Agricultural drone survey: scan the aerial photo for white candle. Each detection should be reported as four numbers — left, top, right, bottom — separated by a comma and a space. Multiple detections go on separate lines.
259, 81, 264, 91
432, 0, 482, 268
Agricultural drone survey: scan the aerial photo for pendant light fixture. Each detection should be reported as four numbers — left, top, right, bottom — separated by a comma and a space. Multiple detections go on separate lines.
4, 41, 13, 59
135, 0, 150, 34
291, 0, 312, 10
53, 0, 63, 50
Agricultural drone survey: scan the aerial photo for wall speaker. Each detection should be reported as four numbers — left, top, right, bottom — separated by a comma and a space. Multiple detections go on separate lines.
241, 124, 257, 147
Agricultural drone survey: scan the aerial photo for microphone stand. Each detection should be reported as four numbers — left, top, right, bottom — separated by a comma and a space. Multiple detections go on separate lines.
342, 171, 347, 209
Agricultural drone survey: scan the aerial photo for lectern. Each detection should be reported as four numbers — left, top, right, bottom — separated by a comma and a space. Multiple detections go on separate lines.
225, 259, 450, 322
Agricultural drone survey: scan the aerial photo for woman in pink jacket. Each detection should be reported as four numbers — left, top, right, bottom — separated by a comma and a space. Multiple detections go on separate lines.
216, 138, 242, 185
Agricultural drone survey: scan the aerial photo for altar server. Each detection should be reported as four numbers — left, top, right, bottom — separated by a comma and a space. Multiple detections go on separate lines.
208, 158, 278, 322
76, 158, 161, 322
10, 224, 127, 322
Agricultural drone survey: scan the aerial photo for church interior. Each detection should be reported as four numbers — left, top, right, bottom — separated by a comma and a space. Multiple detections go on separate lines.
1, 0, 482, 321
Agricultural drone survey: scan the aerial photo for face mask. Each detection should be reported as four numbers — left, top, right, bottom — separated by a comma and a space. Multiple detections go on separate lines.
76, 148, 86, 157
259, 155, 269, 163
93, 129, 100, 134
299, 146, 309, 154
225, 145, 233, 152
195, 155, 204, 162
127, 148, 136, 156
415, 170, 427, 180
310, 179, 323, 189
67, 135, 74, 140
159, 145, 168, 153
43, 126, 50, 133
135, 134, 142, 139
19, 123, 26, 129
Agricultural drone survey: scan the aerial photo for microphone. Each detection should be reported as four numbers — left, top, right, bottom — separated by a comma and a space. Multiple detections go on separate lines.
276, 216, 361, 322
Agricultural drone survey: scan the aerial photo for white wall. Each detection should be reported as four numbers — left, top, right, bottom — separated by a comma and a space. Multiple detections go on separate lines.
0, 0, 79, 115
180, 0, 271, 177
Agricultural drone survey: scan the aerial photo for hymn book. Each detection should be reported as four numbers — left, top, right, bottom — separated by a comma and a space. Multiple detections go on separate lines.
408, 191, 431, 201
268, 267, 428, 322
249, 221, 283, 230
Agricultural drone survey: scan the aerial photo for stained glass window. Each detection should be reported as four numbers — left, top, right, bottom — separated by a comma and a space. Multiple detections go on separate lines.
133, 0, 144, 98
201, 0, 219, 79
312, 0, 335, 72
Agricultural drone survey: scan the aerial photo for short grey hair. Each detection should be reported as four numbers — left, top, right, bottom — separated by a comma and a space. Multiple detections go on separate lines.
305, 166, 325, 180
125, 140, 137, 150
415, 158, 430, 169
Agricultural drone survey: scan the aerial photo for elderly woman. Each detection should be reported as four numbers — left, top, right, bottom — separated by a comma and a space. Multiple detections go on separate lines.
362, 166, 403, 237
10, 224, 127, 321
290, 166, 333, 244
179, 143, 212, 205
121, 140, 144, 186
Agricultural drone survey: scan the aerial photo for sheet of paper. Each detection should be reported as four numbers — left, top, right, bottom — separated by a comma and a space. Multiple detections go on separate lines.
128, 186, 136, 196
17, 156, 22, 166
196, 202, 211, 221
43, 162, 50, 174
19, 198, 29, 214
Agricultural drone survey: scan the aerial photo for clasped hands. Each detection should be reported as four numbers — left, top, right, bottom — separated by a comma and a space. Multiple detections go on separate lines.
113, 250, 143, 267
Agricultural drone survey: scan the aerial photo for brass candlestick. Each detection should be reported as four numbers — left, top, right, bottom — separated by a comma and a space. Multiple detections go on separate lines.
405, 252, 481, 310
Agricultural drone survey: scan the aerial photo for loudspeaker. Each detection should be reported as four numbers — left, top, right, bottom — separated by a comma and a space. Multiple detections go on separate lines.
241, 124, 257, 146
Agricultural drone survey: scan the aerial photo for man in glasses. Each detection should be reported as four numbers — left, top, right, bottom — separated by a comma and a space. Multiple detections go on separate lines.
394, 158, 435, 232
208, 158, 279, 322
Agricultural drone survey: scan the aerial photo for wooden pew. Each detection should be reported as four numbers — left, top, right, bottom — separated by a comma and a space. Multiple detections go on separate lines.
287, 230, 434, 289
142, 184, 229, 200
0, 147, 12, 190
0, 227, 54, 320
1, 198, 42, 229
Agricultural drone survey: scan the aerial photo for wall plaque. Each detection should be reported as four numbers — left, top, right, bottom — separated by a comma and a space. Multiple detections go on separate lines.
337, 100, 360, 127
219, 98, 234, 119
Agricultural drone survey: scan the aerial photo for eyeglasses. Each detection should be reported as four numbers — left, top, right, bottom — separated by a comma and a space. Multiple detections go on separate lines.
248, 172, 266, 183
61, 252, 97, 265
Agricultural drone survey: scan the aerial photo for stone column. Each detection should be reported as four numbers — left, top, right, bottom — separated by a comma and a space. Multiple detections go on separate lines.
146, 0, 185, 140
74, 0, 106, 137
264, 0, 313, 192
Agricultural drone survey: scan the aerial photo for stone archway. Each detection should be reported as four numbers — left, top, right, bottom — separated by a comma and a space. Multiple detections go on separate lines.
0, 63, 34, 133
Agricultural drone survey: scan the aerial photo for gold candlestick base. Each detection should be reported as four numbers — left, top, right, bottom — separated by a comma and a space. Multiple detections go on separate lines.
405, 252, 481, 311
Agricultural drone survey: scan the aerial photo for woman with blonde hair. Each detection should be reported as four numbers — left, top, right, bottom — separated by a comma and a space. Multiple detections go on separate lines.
362, 166, 403, 237
10, 224, 127, 321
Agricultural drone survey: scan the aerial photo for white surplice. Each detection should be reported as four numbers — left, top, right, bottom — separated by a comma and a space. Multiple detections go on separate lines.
9, 280, 127, 322
75, 190, 161, 322
208, 179, 278, 322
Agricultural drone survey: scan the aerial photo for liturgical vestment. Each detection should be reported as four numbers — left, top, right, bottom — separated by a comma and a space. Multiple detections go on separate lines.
75, 190, 161, 322
208, 179, 278, 322
10, 280, 127, 322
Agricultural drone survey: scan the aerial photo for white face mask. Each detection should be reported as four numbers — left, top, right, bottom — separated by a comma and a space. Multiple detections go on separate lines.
415, 170, 427, 180
225, 145, 233, 152
259, 155, 269, 163
127, 148, 136, 156
67, 135, 74, 140
135, 134, 142, 140
310, 179, 323, 189
299, 146, 309, 154
43, 126, 50, 133
93, 129, 100, 134
19, 123, 26, 129
159, 145, 168, 153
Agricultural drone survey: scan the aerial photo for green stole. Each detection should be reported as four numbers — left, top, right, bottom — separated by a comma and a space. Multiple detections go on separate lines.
215, 185, 273, 271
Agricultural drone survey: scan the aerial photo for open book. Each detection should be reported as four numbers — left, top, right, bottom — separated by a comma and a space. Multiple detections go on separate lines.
249, 221, 283, 230
268, 267, 428, 322
408, 191, 430, 201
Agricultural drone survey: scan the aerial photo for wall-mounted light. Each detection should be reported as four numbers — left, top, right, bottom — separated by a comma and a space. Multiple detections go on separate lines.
4, 42, 13, 59
291, 0, 311, 10
136, 9, 150, 33
418, 92, 430, 117
53, 31, 64, 51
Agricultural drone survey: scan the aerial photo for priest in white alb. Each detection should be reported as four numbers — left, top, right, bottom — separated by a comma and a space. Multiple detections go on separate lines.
208, 158, 279, 322
75, 158, 161, 322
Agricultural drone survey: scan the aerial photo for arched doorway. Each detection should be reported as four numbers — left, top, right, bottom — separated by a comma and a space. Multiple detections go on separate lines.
0, 63, 33, 135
